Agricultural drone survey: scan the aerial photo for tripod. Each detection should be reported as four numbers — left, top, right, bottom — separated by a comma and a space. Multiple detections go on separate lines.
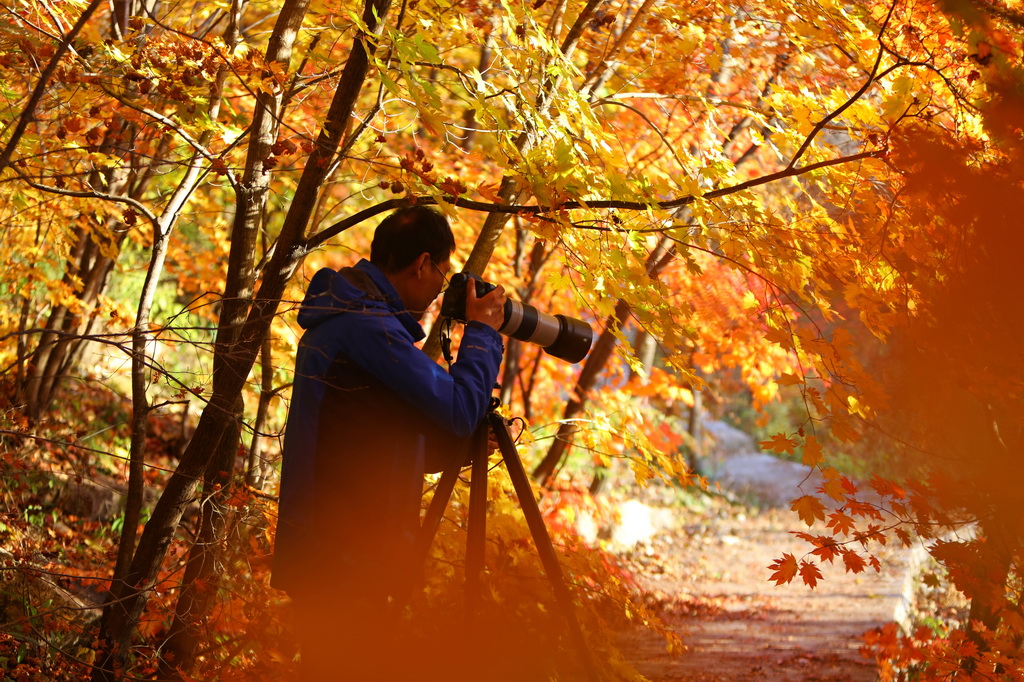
415, 400, 599, 681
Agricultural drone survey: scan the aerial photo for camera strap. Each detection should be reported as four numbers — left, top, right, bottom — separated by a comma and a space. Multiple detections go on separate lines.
439, 317, 454, 370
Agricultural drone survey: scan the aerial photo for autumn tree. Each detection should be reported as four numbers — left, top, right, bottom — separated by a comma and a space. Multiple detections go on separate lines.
4, 0, 1022, 679
746, 4, 1024, 677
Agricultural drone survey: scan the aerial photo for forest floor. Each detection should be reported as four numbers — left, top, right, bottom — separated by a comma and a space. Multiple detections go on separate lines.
615, 495, 909, 681
608, 421, 912, 681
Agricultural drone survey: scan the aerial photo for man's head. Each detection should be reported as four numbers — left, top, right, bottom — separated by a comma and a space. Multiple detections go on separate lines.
371, 206, 455, 319
371, 206, 455, 274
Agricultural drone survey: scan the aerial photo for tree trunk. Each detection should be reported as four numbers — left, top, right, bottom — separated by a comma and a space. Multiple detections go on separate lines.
23, 231, 102, 418
157, 420, 240, 679
20, 110, 155, 420
459, 35, 493, 152
111, 0, 236, 596
92, 398, 240, 682
160, 0, 311, 672
113, 230, 167, 586
246, 334, 277, 489
421, 0, 606, 361
91, 0, 393, 677
580, 0, 658, 98
499, 226, 548, 407
686, 383, 704, 474
105, 143, 233, 682
961, 516, 1017, 674
533, 237, 675, 486
533, 298, 630, 485
589, 327, 658, 496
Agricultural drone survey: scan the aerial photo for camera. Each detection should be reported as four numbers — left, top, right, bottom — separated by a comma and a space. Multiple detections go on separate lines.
440, 272, 594, 363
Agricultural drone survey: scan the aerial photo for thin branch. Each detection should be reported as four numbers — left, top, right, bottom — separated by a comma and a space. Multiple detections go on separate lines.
593, 99, 689, 173
597, 91, 772, 116
302, 197, 411, 250
0, 0, 104, 172
301, 147, 881, 253
6, 166, 159, 225
786, 0, 898, 169
95, 92, 245, 191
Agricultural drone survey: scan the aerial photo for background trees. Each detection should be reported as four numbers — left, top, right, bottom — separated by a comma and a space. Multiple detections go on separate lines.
1, 0, 1022, 678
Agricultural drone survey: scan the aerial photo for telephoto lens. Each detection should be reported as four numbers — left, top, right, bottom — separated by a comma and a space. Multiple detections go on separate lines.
440, 272, 594, 363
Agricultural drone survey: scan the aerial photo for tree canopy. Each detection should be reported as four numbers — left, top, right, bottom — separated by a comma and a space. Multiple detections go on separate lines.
1, 0, 1023, 678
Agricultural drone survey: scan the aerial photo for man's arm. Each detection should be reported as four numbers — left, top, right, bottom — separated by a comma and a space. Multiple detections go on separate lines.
337, 305, 504, 437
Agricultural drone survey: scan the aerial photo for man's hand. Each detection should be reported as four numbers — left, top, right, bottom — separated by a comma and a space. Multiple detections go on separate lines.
465, 281, 507, 331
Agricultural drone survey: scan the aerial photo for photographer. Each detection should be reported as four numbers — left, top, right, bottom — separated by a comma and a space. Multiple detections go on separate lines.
272, 206, 506, 680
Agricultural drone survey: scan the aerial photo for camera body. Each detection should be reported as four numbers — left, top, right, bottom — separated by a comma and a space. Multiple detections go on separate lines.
440, 271, 593, 364
439, 272, 504, 324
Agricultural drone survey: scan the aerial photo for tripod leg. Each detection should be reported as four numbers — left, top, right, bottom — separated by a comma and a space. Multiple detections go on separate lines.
464, 420, 490, 620
389, 455, 462, 614
412, 422, 488, 604
487, 412, 600, 681
415, 455, 462, 578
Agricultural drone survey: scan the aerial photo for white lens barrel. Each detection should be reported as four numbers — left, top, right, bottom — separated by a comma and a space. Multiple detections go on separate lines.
500, 300, 593, 363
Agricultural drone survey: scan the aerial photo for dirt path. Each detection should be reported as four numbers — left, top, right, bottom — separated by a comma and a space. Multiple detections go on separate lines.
616, 498, 909, 681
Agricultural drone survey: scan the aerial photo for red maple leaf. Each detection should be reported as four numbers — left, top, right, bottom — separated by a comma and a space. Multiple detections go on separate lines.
768, 553, 798, 585
799, 560, 823, 589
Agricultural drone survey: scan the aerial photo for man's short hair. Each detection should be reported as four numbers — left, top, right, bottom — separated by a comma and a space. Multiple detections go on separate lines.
370, 206, 456, 273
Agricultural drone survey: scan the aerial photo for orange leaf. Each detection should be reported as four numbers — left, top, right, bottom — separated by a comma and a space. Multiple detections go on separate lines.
799, 560, 823, 589
868, 474, 907, 500
802, 434, 823, 467
768, 553, 798, 586
829, 414, 859, 442
894, 528, 913, 547
818, 467, 846, 502
791, 495, 826, 526
477, 182, 504, 203
846, 499, 883, 520
763, 326, 794, 349
827, 511, 856, 536
777, 372, 803, 386
811, 540, 841, 564
759, 433, 798, 455
842, 549, 867, 574
438, 177, 467, 196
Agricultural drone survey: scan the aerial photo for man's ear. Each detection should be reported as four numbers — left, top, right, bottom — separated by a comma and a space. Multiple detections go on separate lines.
412, 252, 431, 278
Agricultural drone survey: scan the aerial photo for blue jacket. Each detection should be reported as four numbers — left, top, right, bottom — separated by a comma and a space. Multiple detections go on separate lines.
272, 259, 503, 594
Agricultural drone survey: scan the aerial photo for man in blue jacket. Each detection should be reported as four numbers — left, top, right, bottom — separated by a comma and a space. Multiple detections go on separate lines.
272, 206, 506, 679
